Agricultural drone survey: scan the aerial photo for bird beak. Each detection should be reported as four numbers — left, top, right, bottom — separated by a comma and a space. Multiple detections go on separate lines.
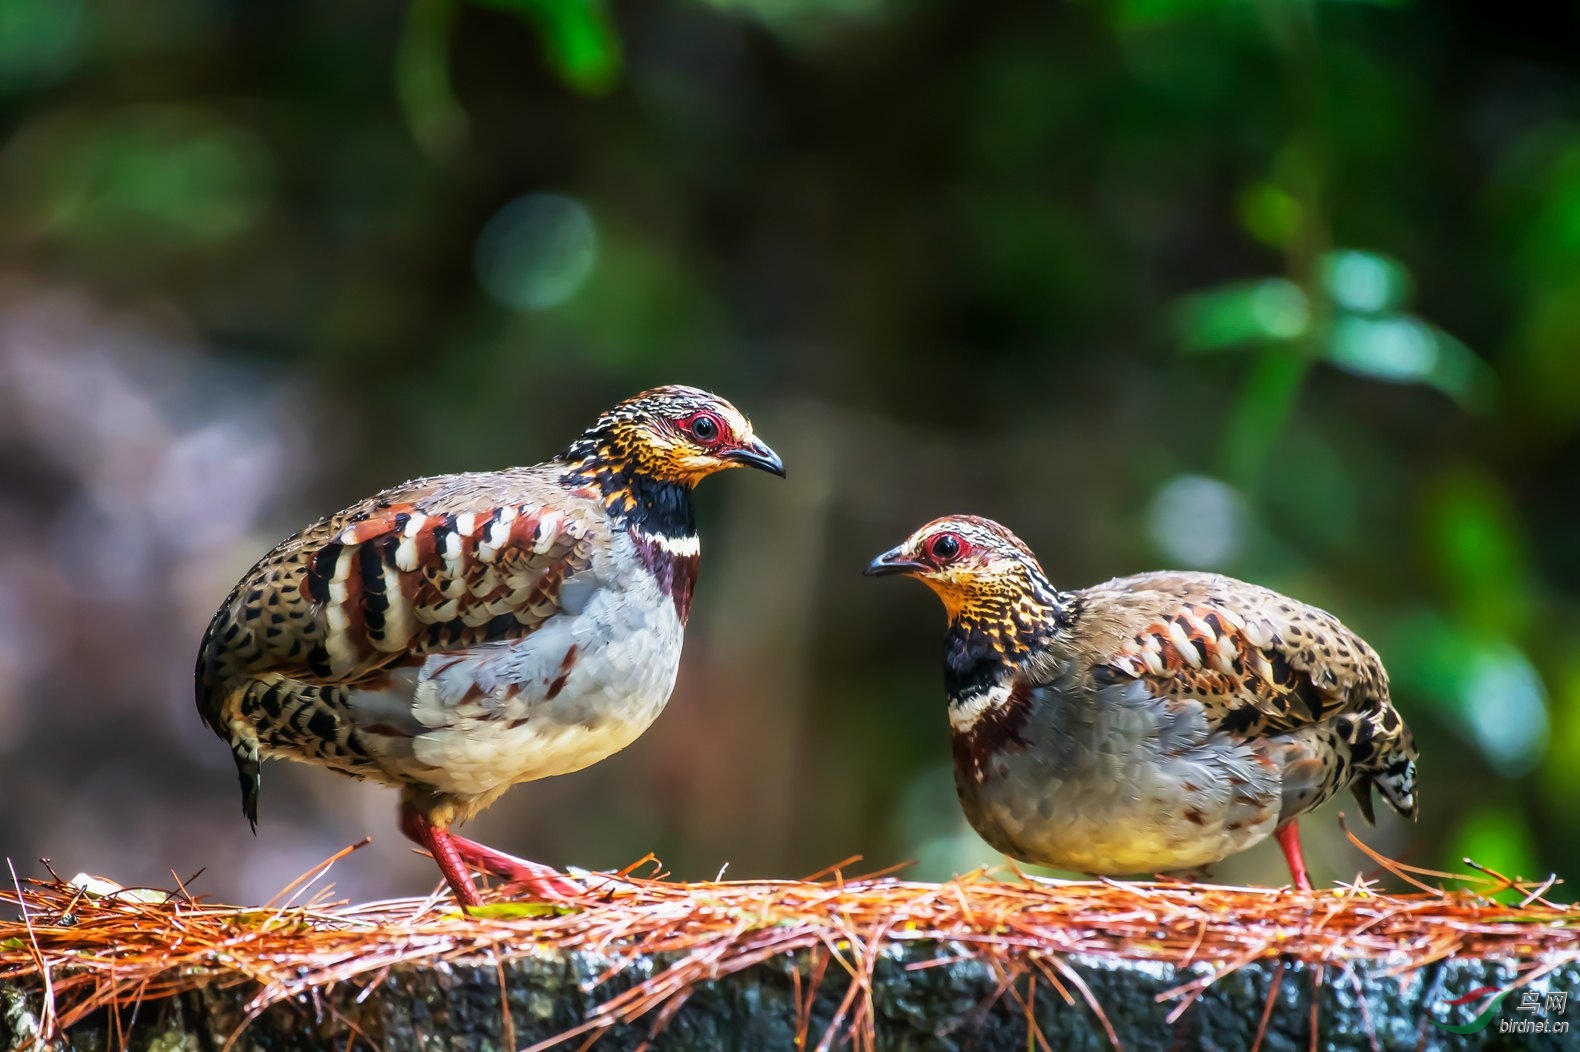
721, 438, 786, 478
864, 546, 927, 577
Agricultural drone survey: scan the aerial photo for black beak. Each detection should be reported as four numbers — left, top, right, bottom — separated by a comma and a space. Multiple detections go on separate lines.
864, 546, 926, 577
722, 438, 786, 478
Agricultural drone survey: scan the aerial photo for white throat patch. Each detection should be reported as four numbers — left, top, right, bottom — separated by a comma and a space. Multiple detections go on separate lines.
644, 532, 701, 558
948, 683, 1015, 732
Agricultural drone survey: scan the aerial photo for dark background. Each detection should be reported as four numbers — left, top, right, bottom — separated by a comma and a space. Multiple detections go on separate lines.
1, 0, 1576, 903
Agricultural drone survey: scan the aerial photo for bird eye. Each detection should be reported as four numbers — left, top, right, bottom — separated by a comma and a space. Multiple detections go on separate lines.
685, 412, 724, 446
929, 532, 963, 562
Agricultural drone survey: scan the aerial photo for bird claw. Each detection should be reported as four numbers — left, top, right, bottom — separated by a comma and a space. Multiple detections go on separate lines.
452, 843, 586, 902
495, 869, 586, 902
403, 811, 588, 905
498, 867, 645, 903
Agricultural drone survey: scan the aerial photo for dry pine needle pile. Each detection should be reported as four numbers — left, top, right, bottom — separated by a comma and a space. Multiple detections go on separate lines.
2, 829, 1577, 1050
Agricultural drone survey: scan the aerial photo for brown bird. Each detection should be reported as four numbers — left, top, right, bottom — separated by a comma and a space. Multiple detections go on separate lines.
865, 515, 1418, 889
195, 386, 784, 905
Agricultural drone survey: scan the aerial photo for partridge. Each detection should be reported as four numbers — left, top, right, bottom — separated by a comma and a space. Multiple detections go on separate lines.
865, 515, 1418, 889
195, 386, 783, 906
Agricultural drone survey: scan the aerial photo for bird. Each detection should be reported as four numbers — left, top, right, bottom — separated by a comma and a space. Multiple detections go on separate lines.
864, 515, 1418, 890
194, 385, 784, 906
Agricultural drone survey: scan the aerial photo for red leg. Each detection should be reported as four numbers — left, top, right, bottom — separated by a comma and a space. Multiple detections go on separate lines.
398, 803, 581, 903
399, 806, 482, 906
1275, 822, 1313, 891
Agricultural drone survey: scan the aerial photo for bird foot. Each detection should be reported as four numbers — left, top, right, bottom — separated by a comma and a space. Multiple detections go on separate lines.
399, 804, 583, 905
449, 835, 585, 901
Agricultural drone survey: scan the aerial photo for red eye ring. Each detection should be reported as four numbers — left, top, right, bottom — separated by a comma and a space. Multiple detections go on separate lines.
928, 531, 965, 563
682, 410, 726, 447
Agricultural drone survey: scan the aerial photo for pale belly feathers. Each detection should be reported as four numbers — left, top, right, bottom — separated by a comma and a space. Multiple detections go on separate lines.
342, 542, 685, 801
956, 677, 1290, 874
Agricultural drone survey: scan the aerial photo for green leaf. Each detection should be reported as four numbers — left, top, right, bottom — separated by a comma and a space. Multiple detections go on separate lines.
475, 0, 622, 96
1237, 181, 1303, 248
465, 901, 577, 918
398, 0, 468, 155
1324, 314, 1496, 412
1176, 279, 1310, 353
1321, 250, 1412, 313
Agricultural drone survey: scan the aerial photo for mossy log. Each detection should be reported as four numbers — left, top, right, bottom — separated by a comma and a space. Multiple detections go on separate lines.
6, 947, 1578, 1051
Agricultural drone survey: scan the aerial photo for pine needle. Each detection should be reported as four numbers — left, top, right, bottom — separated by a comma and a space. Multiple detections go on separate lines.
1, 835, 1576, 1050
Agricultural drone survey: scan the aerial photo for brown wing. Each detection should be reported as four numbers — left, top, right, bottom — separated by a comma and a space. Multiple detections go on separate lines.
1079, 571, 1418, 824
196, 469, 605, 725
1082, 571, 1388, 737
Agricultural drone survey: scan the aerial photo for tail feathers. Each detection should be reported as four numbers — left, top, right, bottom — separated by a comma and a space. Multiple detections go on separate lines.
233, 740, 261, 833
1373, 752, 1419, 821
1353, 752, 1418, 825
1349, 780, 1376, 825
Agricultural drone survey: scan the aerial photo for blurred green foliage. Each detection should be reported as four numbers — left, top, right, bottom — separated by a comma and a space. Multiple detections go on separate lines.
2, 0, 1578, 900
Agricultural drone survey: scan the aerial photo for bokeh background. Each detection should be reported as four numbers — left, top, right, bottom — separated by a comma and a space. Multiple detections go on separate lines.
1, 0, 1577, 904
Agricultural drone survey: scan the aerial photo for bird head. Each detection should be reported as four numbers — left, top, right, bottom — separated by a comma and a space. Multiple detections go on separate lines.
565, 385, 784, 487
865, 515, 1059, 626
